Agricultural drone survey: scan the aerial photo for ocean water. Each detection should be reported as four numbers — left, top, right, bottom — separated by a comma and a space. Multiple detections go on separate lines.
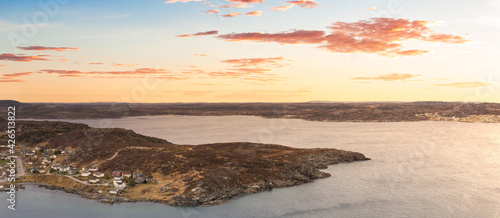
2, 116, 500, 218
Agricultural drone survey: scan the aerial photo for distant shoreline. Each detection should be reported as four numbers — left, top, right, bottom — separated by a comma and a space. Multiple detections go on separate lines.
3, 101, 500, 123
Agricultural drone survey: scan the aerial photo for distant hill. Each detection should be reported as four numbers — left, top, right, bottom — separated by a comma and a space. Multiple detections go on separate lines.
4, 101, 500, 122
0, 100, 22, 106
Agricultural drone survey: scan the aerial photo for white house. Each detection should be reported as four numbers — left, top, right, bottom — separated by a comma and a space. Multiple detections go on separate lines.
112, 180, 122, 186
89, 178, 100, 184
93, 172, 104, 178
60, 166, 70, 172
109, 189, 118, 194
89, 166, 98, 172
81, 171, 91, 177
113, 181, 126, 190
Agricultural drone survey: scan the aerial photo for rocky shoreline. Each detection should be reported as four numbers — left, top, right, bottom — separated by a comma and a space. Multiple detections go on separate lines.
20, 151, 369, 207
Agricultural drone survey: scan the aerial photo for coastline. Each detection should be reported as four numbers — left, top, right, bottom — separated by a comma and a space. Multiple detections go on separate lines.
23, 113, 500, 124
12, 151, 369, 207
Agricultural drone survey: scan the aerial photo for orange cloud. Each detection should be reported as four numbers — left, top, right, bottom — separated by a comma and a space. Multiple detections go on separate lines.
89, 62, 104, 65
112, 63, 139, 67
193, 30, 219, 36
0, 68, 185, 81
222, 12, 243, 17
176, 30, 219, 38
245, 11, 262, 16
218, 30, 326, 44
221, 57, 287, 67
179, 56, 292, 83
217, 18, 468, 56
271, 4, 295, 11
0, 72, 33, 82
176, 34, 192, 38
206, 10, 220, 14
352, 73, 422, 81
286, 0, 319, 8
366, 7, 377, 11
0, 53, 51, 62
434, 82, 494, 88
17, 46, 79, 52
0, 65, 5, 67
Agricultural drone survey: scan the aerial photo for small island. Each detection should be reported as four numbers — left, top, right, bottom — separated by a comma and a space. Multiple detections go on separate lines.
0, 117, 369, 206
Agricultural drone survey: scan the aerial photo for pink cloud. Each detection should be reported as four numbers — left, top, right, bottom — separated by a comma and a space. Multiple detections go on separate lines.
222, 12, 243, 17
220, 3, 253, 8
271, 4, 295, 11
217, 18, 468, 56
245, 11, 262, 16
206, 10, 220, 14
176, 30, 219, 38
286, 0, 319, 8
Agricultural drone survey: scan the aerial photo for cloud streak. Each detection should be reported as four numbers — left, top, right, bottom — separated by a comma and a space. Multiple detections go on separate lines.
112, 63, 139, 67
2, 56, 291, 83
17, 46, 79, 52
221, 57, 288, 67
176, 30, 219, 38
222, 12, 243, 17
0, 72, 33, 82
434, 82, 494, 88
352, 73, 422, 81
0, 53, 51, 62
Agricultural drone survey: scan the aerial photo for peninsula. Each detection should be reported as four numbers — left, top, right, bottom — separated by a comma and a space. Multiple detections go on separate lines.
0, 117, 369, 206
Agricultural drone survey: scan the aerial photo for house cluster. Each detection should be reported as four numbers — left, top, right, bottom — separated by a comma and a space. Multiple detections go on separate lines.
20, 144, 66, 174
0, 157, 11, 180
111, 171, 127, 189
132, 171, 154, 184
51, 164, 80, 175
109, 170, 153, 190
416, 113, 500, 123
84, 167, 106, 184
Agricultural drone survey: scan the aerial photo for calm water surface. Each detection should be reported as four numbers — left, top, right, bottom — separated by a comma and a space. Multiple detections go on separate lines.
3, 116, 500, 218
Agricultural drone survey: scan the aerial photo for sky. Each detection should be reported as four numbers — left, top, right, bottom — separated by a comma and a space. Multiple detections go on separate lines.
0, 0, 499, 103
